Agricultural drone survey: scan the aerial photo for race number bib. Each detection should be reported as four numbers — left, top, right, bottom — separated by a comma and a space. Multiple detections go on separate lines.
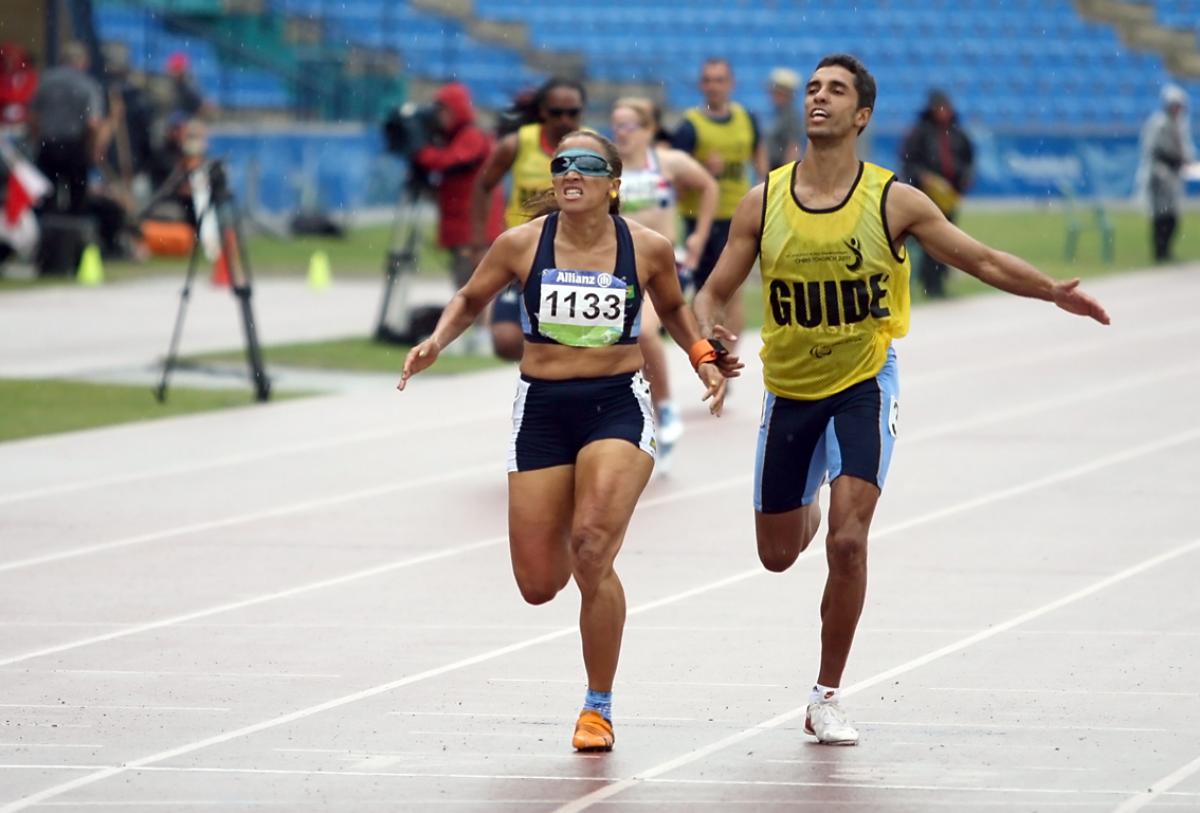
537, 268, 627, 347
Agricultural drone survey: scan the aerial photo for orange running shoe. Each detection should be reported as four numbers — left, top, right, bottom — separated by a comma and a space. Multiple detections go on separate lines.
572, 709, 615, 752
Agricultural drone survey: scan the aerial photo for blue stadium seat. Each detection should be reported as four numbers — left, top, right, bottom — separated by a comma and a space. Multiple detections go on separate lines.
95, 0, 1200, 131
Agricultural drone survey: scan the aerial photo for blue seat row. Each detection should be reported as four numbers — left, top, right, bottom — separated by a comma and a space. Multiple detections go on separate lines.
94, 0, 1200, 128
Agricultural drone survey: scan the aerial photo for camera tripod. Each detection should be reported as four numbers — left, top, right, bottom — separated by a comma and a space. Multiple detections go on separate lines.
153, 160, 271, 403
373, 175, 441, 343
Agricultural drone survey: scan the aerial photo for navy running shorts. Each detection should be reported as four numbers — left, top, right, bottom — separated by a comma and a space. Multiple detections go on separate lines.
508, 371, 656, 473
754, 348, 899, 513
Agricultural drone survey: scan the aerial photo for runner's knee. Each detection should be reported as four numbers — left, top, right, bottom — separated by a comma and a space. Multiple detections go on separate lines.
570, 522, 615, 592
515, 573, 566, 606
825, 530, 868, 574
758, 540, 799, 573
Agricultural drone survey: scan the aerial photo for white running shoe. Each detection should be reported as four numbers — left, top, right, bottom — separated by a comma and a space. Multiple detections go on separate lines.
657, 402, 684, 446
804, 700, 859, 745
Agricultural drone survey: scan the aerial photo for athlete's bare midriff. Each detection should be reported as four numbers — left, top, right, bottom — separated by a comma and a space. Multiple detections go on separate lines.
624, 207, 678, 245
519, 342, 645, 381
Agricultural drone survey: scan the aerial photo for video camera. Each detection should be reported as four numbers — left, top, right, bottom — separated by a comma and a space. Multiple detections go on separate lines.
383, 101, 439, 158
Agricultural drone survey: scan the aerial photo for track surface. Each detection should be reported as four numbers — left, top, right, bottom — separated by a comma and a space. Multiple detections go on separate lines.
2, 268, 1198, 811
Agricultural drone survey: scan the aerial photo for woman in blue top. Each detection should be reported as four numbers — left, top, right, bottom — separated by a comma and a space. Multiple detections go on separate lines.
399, 129, 740, 752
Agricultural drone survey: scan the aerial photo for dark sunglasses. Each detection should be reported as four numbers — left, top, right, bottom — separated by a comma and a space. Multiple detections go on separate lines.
550, 150, 613, 177
546, 106, 582, 118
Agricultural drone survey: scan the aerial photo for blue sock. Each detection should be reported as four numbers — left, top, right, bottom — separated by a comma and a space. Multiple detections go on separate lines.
583, 688, 612, 721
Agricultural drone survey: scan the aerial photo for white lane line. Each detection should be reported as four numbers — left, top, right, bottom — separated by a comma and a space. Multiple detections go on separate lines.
0, 705, 230, 712
10, 621, 1199, 637
0, 533, 503, 669
0, 412, 501, 508
5, 430, 1199, 812
384, 712, 710, 723
0, 670, 341, 679
0, 724, 90, 729
2, 762, 1185, 802
902, 320, 1199, 388
1020, 629, 1200, 637
764, 759, 1095, 772
0, 764, 107, 770
486, 678, 786, 688
3, 314, 1190, 512
5, 764, 1198, 805
855, 721, 1170, 733
928, 687, 1200, 698
0, 762, 1169, 797
0, 568, 760, 813
5, 346, 1195, 578
274, 747, 602, 762
871, 427, 1200, 539
647, 777, 1145, 796
0, 743, 103, 749
0, 476, 752, 670
0, 463, 497, 575
404, 730, 551, 740
1114, 751, 1200, 812
550, 534, 1200, 813
16, 801, 1165, 810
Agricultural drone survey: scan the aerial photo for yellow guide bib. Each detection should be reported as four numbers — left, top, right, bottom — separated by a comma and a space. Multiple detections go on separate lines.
679, 103, 754, 220
505, 123, 554, 229
759, 161, 911, 400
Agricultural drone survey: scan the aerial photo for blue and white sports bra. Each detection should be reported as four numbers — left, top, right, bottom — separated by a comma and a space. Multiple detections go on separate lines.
520, 212, 643, 347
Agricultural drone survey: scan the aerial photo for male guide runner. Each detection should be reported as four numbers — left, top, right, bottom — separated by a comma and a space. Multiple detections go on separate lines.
694, 53, 1109, 745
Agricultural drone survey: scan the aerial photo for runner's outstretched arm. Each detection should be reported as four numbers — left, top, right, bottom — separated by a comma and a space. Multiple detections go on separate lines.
398, 228, 523, 390
888, 183, 1111, 324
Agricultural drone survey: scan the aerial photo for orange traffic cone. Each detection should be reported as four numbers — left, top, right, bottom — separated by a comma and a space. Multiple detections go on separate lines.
211, 251, 231, 287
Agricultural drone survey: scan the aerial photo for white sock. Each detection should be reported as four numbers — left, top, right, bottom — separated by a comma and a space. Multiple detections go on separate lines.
810, 683, 840, 704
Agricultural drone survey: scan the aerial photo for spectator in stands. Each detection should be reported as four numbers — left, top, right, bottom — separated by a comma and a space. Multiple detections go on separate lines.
414, 81, 505, 349
672, 58, 766, 352
28, 41, 105, 215
1138, 84, 1195, 263
166, 52, 212, 119
900, 89, 974, 298
103, 44, 155, 180
766, 67, 802, 170
0, 42, 37, 126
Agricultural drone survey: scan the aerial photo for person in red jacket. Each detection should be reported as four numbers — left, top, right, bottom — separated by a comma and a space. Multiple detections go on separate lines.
414, 83, 506, 321
0, 42, 38, 126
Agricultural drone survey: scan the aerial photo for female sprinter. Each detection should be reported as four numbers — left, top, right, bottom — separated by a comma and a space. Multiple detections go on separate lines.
399, 129, 740, 751
613, 97, 718, 469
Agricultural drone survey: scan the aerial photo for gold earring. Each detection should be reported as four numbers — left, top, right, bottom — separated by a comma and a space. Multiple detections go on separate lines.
610, 190, 619, 199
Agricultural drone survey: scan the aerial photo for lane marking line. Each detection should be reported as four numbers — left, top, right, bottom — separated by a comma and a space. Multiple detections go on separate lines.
5, 430, 1199, 811
5, 354, 1197, 575
0, 412, 501, 508
550, 535, 1200, 813
1114, 751, 1200, 813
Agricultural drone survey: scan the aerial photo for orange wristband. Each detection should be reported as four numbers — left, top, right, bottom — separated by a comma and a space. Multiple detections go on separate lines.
689, 339, 718, 371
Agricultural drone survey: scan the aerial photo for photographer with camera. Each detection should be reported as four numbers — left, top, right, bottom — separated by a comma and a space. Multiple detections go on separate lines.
411, 83, 505, 351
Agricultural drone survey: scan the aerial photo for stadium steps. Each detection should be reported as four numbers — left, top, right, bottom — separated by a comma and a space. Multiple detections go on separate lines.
409, 0, 582, 77
408, 0, 664, 110
99, 0, 406, 118
1075, 0, 1200, 77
